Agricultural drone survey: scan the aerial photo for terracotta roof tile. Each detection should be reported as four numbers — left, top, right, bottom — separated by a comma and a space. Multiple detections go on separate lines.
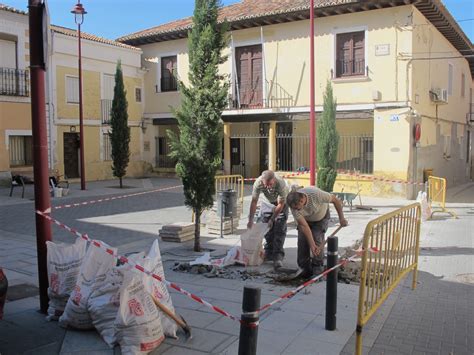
0, 3, 27, 15
51, 25, 141, 52
117, 0, 354, 42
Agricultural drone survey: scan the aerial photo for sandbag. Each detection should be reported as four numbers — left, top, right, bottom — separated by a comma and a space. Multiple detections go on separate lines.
88, 252, 145, 347
115, 271, 164, 355
59, 241, 117, 329
241, 222, 268, 266
46, 238, 87, 321
141, 240, 178, 338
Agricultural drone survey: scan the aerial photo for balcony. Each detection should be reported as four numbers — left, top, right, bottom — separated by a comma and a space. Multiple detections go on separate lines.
0, 68, 29, 97
335, 59, 366, 78
101, 99, 112, 124
229, 79, 294, 110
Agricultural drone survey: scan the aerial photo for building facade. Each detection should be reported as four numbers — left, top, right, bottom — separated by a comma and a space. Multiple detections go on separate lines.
48, 26, 148, 181
0, 5, 32, 183
119, 0, 473, 198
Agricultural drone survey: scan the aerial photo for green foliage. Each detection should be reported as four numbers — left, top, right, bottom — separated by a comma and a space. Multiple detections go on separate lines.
317, 80, 339, 192
168, 0, 229, 251
109, 61, 130, 188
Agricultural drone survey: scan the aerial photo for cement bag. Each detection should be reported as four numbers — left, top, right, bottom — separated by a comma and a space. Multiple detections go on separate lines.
59, 241, 117, 329
417, 191, 431, 221
46, 237, 87, 321
115, 271, 165, 355
241, 223, 268, 266
142, 240, 178, 338
88, 252, 145, 347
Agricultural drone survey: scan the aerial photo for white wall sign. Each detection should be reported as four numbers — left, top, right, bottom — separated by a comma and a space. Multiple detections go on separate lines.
375, 44, 390, 56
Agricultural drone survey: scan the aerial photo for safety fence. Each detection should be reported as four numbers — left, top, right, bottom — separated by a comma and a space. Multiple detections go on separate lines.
355, 203, 421, 354
215, 174, 244, 206
427, 176, 457, 219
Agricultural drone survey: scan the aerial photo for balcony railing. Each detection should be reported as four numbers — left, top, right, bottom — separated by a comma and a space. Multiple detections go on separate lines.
229, 79, 294, 110
0, 68, 29, 97
161, 76, 178, 92
335, 59, 366, 77
101, 99, 112, 124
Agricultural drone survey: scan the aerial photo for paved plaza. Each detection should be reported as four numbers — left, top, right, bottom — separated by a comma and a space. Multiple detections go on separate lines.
0, 177, 472, 354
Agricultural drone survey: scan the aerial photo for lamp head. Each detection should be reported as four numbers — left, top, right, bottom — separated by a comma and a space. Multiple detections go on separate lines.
71, 2, 87, 25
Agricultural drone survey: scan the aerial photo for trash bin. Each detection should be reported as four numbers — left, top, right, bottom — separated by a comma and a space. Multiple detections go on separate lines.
217, 189, 237, 217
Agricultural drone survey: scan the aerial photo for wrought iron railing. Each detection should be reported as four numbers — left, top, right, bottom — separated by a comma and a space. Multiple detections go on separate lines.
335, 59, 366, 77
161, 76, 178, 92
0, 68, 29, 97
101, 99, 112, 124
155, 136, 177, 168
229, 79, 294, 109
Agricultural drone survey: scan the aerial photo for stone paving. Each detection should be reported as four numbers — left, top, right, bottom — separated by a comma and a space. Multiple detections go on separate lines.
0, 177, 472, 354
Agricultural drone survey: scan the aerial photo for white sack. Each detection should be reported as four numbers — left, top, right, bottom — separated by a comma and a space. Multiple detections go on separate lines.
115, 271, 164, 355
59, 241, 117, 329
142, 240, 178, 338
240, 222, 268, 266
46, 237, 87, 321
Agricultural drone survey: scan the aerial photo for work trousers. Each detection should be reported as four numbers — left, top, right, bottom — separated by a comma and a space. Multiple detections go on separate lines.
297, 210, 330, 273
261, 204, 288, 261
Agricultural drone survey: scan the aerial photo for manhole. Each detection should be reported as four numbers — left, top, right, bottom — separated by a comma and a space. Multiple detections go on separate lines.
6, 283, 39, 301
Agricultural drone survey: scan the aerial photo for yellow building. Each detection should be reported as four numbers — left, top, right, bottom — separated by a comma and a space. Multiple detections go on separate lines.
119, 0, 473, 198
48, 26, 148, 181
0, 5, 32, 184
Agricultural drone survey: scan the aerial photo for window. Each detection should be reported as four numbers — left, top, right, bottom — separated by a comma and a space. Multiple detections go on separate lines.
461, 73, 465, 98
0, 38, 16, 69
66, 76, 79, 104
135, 87, 142, 102
9, 135, 33, 166
103, 133, 112, 161
160, 56, 177, 92
448, 64, 453, 96
336, 31, 365, 78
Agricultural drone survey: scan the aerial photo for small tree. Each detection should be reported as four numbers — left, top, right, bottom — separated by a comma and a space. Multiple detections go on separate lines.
317, 80, 339, 192
109, 60, 130, 188
169, 0, 229, 252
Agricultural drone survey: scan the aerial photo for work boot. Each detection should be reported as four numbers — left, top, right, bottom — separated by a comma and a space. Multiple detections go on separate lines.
263, 253, 273, 263
273, 259, 283, 270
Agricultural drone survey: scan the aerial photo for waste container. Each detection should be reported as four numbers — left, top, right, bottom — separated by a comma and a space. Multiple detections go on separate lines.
217, 189, 237, 217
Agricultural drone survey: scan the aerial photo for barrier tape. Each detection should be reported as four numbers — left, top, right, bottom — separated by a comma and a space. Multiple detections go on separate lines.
258, 247, 379, 313
243, 169, 425, 187
35, 210, 258, 327
53, 185, 183, 210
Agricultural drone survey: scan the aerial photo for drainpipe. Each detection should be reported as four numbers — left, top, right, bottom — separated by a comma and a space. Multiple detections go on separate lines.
28, 0, 53, 314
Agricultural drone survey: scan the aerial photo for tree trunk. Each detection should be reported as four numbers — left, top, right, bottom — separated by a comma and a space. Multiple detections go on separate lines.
194, 208, 201, 252
119, 176, 123, 188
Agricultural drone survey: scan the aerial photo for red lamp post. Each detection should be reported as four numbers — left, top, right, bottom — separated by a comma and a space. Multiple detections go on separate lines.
309, 0, 316, 186
71, 2, 87, 190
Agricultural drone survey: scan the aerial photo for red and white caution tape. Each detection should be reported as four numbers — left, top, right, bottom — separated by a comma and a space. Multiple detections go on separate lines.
35, 210, 255, 326
53, 185, 182, 210
243, 170, 310, 182
337, 170, 426, 186
258, 247, 379, 313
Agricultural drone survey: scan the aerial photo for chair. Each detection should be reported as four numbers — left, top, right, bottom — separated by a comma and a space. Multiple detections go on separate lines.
10, 174, 25, 198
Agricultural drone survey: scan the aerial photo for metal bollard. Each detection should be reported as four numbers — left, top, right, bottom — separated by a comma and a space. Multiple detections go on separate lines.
238, 286, 261, 355
325, 236, 338, 330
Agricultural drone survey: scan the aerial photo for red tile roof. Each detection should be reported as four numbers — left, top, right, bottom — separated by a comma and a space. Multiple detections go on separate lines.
0, 3, 27, 15
51, 25, 140, 52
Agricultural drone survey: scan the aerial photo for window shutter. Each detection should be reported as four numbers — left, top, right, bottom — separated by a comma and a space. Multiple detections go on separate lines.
0, 39, 16, 68
66, 76, 79, 103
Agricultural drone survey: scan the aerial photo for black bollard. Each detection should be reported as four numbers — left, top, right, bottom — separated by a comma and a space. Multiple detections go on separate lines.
325, 236, 338, 330
238, 286, 261, 355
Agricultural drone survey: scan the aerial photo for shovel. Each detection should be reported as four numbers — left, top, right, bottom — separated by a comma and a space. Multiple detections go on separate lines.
150, 293, 192, 339
273, 226, 343, 282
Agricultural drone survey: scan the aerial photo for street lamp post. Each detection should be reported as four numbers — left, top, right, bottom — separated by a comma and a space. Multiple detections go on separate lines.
71, 2, 87, 190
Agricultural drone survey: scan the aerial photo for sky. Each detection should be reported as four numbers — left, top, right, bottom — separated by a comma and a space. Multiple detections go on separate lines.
3, 0, 473, 42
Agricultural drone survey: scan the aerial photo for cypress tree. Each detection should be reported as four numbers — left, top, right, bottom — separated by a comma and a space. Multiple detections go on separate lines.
317, 80, 339, 192
109, 60, 130, 188
168, 0, 229, 251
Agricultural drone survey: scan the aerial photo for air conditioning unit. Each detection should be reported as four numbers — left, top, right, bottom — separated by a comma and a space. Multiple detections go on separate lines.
429, 88, 448, 104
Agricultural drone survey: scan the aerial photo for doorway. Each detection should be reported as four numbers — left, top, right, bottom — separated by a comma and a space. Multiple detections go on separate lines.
63, 132, 79, 178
